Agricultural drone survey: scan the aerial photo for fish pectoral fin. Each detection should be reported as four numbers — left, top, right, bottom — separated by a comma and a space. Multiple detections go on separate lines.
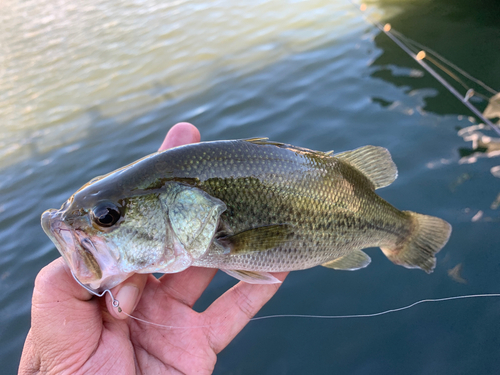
335, 146, 398, 190
221, 269, 282, 284
321, 250, 371, 271
217, 224, 294, 254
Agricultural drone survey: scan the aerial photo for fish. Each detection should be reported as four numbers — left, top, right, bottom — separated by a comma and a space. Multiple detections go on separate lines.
41, 138, 452, 293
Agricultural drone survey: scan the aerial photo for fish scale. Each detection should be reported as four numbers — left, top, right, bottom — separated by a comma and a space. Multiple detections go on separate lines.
189, 142, 411, 271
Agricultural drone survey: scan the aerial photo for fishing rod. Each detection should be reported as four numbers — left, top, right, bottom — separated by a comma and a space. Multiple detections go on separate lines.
352, 1, 500, 137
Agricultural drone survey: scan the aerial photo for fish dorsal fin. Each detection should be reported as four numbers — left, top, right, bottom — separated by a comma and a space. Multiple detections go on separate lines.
243, 138, 334, 158
242, 137, 270, 143
321, 250, 371, 270
221, 269, 282, 284
217, 224, 294, 254
335, 146, 398, 190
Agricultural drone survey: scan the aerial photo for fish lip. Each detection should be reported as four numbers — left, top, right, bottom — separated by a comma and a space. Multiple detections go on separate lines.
41, 209, 132, 294
41, 209, 74, 263
41, 209, 103, 291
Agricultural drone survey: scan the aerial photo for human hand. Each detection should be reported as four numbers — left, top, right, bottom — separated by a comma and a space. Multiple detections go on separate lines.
19, 122, 288, 374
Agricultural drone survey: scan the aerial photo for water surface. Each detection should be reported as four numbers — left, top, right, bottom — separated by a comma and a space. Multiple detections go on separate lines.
1, 0, 499, 373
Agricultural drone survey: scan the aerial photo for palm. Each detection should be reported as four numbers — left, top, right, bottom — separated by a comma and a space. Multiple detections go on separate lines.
28, 262, 285, 374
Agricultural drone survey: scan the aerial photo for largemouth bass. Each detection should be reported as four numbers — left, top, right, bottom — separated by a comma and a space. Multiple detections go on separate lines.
41, 139, 451, 293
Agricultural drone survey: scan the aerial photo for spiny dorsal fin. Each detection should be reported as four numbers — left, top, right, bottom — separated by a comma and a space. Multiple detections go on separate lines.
217, 224, 294, 254
242, 137, 270, 143
335, 146, 398, 190
322, 250, 371, 270
243, 138, 334, 158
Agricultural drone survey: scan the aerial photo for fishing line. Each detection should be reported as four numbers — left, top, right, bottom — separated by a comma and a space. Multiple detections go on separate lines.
249, 293, 500, 321
109, 293, 500, 329
349, 1, 500, 136
72, 269, 500, 328
71, 262, 500, 328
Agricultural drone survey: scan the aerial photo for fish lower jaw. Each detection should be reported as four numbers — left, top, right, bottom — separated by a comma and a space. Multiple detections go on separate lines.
74, 260, 134, 293
116, 241, 195, 277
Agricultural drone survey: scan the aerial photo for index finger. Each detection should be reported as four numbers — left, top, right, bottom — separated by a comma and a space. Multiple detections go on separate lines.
203, 271, 289, 353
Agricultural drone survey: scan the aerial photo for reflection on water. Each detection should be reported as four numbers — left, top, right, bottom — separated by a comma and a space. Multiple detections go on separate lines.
484, 93, 500, 122
448, 263, 467, 284
455, 123, 500, 222
490, 191, 500, 210
0, 0, 367, 169
458, 124, 500, 163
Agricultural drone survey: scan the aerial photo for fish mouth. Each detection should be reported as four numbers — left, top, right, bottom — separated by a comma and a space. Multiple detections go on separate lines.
42, 209, 132, 293
41, 209, 103, 291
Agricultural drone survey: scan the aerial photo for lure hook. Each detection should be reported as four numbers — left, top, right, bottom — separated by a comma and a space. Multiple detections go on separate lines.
70, 270, 121, 310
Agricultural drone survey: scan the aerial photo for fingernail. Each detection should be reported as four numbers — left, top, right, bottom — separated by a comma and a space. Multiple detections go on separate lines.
116, 284, 140, 316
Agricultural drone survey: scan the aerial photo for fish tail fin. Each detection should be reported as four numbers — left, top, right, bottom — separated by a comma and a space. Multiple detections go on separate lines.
380, 212, 452, 273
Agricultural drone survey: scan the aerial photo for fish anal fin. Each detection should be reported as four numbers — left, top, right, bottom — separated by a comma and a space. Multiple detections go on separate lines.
335, 146, 398, 190
221, 269, 282, 284
218, 224, 294, 254
322, 250, 371, 271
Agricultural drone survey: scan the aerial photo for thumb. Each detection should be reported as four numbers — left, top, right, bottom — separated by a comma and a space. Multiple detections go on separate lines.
159, 122, 200, 151
107, 273, 148, 319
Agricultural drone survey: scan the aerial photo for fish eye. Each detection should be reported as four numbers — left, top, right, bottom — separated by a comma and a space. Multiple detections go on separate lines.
92, 202, 121, 227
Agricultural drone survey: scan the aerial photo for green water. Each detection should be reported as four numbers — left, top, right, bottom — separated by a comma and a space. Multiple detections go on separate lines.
1, 0, 499, 373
